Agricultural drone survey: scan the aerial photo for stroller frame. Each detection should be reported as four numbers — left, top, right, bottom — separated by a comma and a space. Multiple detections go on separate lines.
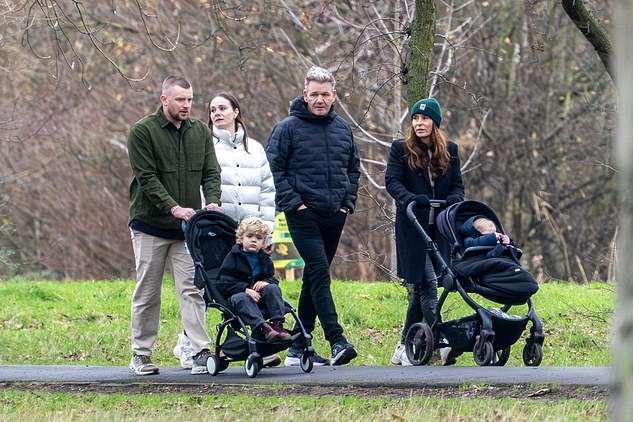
403, 201, 545, 367
184, 210, 316, 377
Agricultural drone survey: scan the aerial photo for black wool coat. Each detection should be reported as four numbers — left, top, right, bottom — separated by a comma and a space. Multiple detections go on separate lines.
385, 140, 464, 283
215, 244, 279, 299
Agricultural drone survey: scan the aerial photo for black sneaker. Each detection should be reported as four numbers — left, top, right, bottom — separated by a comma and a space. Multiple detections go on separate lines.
284, 347, 329, 367
331, 342, 357, 366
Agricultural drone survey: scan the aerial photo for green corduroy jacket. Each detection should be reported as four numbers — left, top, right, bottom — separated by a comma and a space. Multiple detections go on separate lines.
127, 106, 221, 230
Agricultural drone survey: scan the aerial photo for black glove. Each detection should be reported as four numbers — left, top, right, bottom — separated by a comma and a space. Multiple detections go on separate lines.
445, 194, 462, 205
413, 194, 430, 206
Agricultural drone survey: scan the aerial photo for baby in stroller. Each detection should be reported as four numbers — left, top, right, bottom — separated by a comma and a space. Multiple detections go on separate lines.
461, 216, 510, 250
402, 200, 545, 367
216, 217, 292, 343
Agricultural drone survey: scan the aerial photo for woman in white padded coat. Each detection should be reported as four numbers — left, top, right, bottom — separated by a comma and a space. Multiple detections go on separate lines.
173, 92, 280, 369
207, 92, 276, 234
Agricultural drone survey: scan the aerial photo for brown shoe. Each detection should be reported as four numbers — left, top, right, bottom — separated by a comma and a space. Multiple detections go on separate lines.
258, 322, 282, 342
271, 320, 292, 340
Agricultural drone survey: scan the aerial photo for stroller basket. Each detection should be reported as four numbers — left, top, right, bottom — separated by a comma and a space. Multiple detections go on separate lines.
442, 310, 529, 353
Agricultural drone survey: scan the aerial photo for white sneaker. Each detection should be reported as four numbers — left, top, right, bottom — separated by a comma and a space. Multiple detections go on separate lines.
284, 348, 329, 366
173, 331, 193, 369
440, 347, 461, 366
391, 342, 412, 366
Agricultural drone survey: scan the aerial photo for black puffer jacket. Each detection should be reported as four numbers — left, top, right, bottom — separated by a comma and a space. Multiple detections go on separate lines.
266, 96, 360, 214
215, 244, 278, 299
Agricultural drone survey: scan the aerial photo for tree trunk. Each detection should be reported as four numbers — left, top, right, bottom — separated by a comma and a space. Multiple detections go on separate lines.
615, 0, 633, 419
407, 0, 436, 105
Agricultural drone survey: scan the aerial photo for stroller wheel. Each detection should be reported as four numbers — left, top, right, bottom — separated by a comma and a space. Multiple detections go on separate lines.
245, 356, 260, 378
300, 353, 314, 373
491, 347, 511, 366
404, 322, 434, 366
473, 335, 494, 366
207, 355, 221, 376
522, 342, 543, 367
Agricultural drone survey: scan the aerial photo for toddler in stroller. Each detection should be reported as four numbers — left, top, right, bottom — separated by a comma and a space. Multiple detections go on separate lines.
183, 211, 316, 378
403, 200, 545, 367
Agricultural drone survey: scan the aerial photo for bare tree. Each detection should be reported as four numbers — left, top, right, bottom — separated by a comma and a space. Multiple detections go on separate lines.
0, 0, 618, 283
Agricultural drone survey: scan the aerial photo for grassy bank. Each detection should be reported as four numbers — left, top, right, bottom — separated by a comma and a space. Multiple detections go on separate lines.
0, 278, 613, 367
0, 279, 612, 421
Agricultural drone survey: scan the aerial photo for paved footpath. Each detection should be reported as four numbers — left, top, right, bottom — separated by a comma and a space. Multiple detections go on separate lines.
0, 365, 612, 388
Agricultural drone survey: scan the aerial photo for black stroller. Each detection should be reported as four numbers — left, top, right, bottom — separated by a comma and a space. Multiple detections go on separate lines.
183, 210, 316, 378
403, 200, 545, 367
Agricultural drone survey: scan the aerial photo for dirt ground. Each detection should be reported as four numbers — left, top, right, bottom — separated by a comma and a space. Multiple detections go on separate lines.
0, 382, 609, 402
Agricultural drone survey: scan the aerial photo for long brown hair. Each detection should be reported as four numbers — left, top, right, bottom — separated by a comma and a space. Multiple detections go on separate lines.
208, 92, 250, 153
403, 124, 450, 179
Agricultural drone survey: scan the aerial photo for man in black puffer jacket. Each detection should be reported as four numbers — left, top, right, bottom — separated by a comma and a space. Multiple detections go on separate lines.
266, 66, 360, 367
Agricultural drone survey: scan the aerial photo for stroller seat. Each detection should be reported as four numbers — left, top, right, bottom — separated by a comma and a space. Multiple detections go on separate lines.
183, 210, 316, 377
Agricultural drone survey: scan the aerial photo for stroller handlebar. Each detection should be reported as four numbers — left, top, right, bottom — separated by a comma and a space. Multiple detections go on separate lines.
429, 199, 446, 208
406, 199, 448, 236
405, 199, 446, 213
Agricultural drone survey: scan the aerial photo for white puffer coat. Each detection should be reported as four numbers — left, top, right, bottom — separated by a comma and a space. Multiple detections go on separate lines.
212, 125, 276, 234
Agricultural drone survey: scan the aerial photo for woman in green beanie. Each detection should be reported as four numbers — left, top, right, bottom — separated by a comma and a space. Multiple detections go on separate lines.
385, 97, 464, 366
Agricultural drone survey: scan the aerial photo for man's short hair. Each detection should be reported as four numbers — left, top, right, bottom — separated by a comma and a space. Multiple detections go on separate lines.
304, 66, 336, 90
162, 75, 192, 95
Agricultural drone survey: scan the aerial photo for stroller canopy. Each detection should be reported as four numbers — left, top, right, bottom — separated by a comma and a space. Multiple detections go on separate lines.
436, 200, 505, 250
183, 210, 238, 303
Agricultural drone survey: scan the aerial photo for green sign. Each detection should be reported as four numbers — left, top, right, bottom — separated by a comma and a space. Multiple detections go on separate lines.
272, 212, 304, 270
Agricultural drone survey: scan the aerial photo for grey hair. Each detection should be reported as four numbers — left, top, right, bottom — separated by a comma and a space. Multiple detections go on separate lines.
304, 66, 336, 89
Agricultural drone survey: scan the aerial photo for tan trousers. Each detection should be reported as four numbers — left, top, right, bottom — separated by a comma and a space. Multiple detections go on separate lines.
130, 230, 210, 356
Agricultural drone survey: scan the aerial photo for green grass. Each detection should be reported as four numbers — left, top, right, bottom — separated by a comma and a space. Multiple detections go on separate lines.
0, 278, 613, 367
0, 390, 607, 421
0, 279, 612, 421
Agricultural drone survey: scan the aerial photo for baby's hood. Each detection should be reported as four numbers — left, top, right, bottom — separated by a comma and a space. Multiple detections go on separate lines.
458, 215, 487, 237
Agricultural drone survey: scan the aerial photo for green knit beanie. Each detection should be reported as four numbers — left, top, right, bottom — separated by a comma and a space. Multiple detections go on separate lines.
410, 98, 442, 127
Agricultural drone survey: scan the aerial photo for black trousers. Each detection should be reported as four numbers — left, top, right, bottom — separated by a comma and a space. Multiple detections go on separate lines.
285, 208, 347, 346
401, 251, 438, 341
229, 283, 285, 330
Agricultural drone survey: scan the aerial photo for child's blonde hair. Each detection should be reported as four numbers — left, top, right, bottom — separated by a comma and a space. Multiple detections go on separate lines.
473, 217, 497, 235
236, 217, 270, 243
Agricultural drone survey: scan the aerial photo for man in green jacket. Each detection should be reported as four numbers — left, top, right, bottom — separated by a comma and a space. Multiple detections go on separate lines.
127, 75, 222, 375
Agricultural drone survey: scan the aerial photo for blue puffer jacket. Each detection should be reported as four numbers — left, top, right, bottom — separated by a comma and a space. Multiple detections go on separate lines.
266, 96, 360, 215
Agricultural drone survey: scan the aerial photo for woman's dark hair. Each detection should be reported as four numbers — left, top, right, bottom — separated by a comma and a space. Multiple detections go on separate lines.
403, 124, 450, 178
208, 92, 250, 153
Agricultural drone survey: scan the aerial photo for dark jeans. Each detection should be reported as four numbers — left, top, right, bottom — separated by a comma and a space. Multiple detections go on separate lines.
229, 283, 285, 330
401, 251, 438, 341
285, 208, 347, 346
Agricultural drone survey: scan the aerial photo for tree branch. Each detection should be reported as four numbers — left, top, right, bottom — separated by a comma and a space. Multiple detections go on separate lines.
561, 0, 613, 80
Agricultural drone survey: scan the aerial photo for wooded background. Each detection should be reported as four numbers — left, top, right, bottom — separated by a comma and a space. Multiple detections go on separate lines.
0, 0, 616, 282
